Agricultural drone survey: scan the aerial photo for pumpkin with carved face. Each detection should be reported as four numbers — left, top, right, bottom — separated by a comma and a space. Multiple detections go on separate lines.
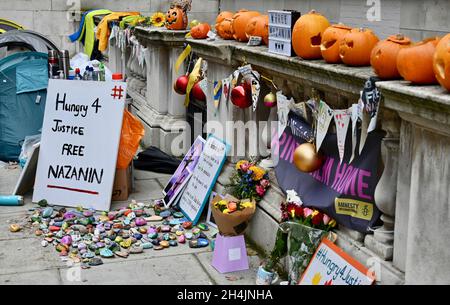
165, 6, 188, 30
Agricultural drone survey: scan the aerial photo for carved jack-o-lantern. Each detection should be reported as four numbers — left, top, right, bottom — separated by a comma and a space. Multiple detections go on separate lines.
165, 5, 188, 30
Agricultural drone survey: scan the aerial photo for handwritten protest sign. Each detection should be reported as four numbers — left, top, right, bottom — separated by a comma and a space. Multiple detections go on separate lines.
299, 238, 375, 285
33, 79, 126, 211
179, 135, 230, 224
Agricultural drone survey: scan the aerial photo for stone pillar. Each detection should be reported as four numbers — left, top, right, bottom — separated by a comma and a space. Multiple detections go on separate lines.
365, 109, 400, 260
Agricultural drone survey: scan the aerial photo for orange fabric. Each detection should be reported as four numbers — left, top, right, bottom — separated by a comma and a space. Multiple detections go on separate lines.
96, 12, 140, 52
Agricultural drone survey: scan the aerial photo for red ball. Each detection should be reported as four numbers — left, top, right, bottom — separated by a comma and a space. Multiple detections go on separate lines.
191, 81, 206, 101
174, 75, 189, 95
231, 84, 252, 109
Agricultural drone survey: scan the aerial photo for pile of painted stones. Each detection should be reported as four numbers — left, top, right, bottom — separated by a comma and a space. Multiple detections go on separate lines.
30, 200, 211, 268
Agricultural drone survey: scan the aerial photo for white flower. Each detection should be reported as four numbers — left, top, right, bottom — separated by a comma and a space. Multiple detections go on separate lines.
286, 190, 303, 206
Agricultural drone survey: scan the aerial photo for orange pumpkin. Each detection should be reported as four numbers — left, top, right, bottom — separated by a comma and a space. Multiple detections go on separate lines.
320, 24, 352, 63
215, 11, 234, 32
165, 5, 188, 30
339, 28, 379, 66
190, 23, 211, 39
217, 18, 234, 39
370, 34, 412, 80
433, 34, 450, 91
292, 10, 330, 60
245, 15, 269, 45
397, 37, 440, 85
232, 10, 261, 42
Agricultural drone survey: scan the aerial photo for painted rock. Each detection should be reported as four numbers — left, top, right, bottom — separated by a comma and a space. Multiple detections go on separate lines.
130, 245, 144, 254
88, 258, 103, 266
100, 248, 114, 258
151, 239, 160, 246
41, 240, 49, 247
153, 245, 164, 250
177, 235, 186, 244
114, 250, 129, 258
148, 215, 163, 222
77, 243, 87, 250
148, 232, 158, 239
189, 238, 209, 248
42, 207, 53, 218
160, 240, 170, 248
138, 227, 147, 234
44, 237, 54, 243
198, 223, 209, 231
115, 236, 123, 243
61, 235, 72, 246
192, 228, 201, 235
163, 233, 170, 241
71, 225, 87, 234
175, 230, 184, 236
133, 233, 143, 240
49, 226, 60, 232
35, 230, 43, 236
198, 232, 208, 239
185, 232, 193, 240
78, 218, 90, 226
56, 244, 68, 252
173, 212, 184, 218
83, 210, 94, 217
120, 239, 132, 249
9, 224, 21, 232
38, 199, 48, 207
169, 234, 177, 240
161, 225, 171, 232
169, 240, 178, 247
160, 210, 172, 218
182, 221, 193, 229
135, 218, 147, 226
98, 215, 109, 222
142, 242, 153, 249
82, 251, 95, 259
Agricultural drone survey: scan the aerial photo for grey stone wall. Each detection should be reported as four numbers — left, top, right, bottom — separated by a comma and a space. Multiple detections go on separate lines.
0, 0, 218, 54
219, 0, 449, 41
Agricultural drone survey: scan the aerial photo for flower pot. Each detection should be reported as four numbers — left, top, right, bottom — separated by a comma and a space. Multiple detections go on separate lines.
256, 265, 279, 285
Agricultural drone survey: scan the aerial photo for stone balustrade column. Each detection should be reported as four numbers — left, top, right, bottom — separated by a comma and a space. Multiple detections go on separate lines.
365, 108, 400, 260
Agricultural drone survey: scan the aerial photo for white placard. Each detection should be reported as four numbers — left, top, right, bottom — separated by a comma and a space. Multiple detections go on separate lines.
299, 239, 375, 285
334, 109, 351, 163
179, 135, 230, 224
350, 104, 359, 163
316, 101, 333, 152
33, 79, 126, 211
228, 248, 242, 261
276, 91, 294, 136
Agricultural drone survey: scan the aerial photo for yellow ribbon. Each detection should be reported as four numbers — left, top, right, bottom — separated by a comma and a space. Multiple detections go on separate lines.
184, 57, 203, 107
175, 44, 192, 74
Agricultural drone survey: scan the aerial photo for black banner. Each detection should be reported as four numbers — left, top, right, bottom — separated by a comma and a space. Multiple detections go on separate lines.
273, 112, 383, 233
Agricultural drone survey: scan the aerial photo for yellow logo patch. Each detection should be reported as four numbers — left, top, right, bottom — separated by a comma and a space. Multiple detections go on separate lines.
334, 198, 373, 221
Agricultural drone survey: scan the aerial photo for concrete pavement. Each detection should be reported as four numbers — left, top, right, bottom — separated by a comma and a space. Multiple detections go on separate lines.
0, 166, 261, 285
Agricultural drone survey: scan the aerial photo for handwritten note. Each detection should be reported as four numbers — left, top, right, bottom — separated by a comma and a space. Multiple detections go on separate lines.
179, 135, 229, 224
33, 79, 126, 211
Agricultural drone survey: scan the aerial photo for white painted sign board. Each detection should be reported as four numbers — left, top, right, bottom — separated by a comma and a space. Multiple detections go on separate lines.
179, 135, 230, 224
33, 79, 126, 211
299, 239, 375, 285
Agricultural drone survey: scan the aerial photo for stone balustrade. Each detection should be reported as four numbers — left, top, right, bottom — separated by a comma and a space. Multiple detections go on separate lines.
110, 26, 450, 285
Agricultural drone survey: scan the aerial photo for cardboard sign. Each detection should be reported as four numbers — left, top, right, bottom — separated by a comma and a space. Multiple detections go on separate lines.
179, 135, 230, 224
33, 79, 126, 211
299, 239, 375, 285
162, 136, 205, 208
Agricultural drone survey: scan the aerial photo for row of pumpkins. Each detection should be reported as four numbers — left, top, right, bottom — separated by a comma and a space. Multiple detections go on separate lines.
202, 9, 450, 92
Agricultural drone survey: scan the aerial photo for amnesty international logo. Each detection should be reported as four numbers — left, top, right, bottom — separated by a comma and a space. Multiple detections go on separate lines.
334, 198, 373, 221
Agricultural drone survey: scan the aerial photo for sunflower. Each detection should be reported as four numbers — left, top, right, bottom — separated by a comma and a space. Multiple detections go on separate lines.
249, 166, 266, 181
151, 12, 165, 27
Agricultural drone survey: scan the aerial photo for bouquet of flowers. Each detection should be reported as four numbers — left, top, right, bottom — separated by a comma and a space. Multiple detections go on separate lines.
264, 190, 337, 284
211, 194, 256, 236
228, 160, 270, 202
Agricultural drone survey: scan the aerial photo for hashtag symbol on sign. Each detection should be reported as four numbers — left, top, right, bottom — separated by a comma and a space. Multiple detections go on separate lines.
111, 86, 124, 100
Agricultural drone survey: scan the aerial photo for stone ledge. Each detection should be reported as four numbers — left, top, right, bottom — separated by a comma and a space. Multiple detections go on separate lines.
135, 26, 189, 47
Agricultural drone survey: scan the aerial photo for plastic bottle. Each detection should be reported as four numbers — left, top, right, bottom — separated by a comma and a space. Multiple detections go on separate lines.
82, 66, 90, 80
87, 67, 94, 81
99, 63, 106, 81
92, 62, 99, 81
74, 68, 83, 80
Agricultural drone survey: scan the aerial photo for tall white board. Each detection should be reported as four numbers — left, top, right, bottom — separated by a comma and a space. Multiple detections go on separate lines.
33, 79, 126, 211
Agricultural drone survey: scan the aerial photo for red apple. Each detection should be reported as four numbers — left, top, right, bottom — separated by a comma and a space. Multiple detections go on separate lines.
191, 81, 206, 101
174, 74, 189, 95
231, 84, 252, 108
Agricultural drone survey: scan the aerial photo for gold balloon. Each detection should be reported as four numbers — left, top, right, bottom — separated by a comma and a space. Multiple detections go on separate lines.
293, 143, 324, 173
